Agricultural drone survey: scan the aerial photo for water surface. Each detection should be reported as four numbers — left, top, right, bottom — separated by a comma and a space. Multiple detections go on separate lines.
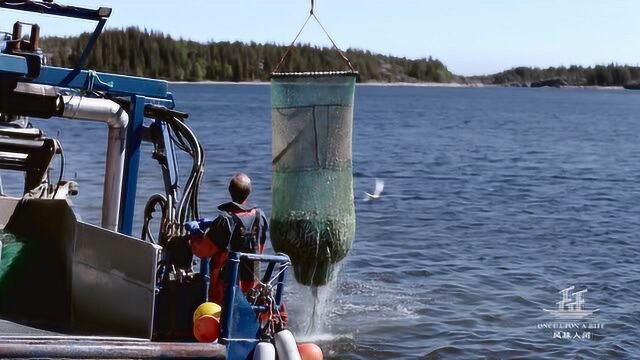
4, 85, 639, 359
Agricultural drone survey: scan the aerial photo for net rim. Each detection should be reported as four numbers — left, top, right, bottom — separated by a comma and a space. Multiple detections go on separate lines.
270, 71, 358, 79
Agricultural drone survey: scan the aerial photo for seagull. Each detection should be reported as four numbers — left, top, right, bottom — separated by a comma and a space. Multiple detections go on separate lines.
363, 178, 384, 202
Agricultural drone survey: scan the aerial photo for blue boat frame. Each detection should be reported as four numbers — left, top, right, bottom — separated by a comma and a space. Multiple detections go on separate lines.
221, 252, 289, 359
0, 1, 178, 235
0, 5, 295, 357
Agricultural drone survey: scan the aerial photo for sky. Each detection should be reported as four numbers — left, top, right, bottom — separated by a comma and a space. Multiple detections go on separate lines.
2, 0, 640, 75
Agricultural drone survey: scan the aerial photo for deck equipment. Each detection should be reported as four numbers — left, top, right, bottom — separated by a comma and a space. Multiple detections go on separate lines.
0, 1, 295, 358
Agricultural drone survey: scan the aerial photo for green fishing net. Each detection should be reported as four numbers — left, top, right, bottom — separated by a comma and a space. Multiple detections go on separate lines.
271, 72, 356, 286
0, 229, 65, 319
0, 231, 25, 286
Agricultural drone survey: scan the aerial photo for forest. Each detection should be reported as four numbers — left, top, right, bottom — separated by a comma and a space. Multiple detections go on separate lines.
41, 27, 453, 83
41, 27, 640, 87
474, 64, 640, 87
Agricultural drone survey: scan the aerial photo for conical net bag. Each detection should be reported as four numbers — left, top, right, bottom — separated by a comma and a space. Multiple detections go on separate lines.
271, 72, 356, 286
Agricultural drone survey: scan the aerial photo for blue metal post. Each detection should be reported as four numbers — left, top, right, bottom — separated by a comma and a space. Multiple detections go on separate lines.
159, 121, 179, 191
119, 95, 146, 235
34, 66, 169, 97
0, 54, 29, 75
61, 18, 107, 85
0, 55, 172, 99
220, 252, 240, 344
199, 257, 210, 301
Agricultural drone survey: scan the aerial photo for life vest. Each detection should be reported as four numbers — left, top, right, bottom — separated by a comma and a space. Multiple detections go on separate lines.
209, 208, 263, 303
228, 209, 261, 253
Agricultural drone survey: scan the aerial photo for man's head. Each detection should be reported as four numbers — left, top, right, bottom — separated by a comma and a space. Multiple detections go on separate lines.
229, 172, 252, 203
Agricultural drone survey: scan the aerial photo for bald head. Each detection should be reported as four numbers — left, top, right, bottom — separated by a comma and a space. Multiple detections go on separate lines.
229, 173, 252, 203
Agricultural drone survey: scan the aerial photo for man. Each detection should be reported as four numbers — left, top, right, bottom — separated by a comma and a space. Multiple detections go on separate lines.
190, 173, 268, 304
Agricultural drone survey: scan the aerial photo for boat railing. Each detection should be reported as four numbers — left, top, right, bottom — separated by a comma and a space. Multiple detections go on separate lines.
220, 251, 290, 359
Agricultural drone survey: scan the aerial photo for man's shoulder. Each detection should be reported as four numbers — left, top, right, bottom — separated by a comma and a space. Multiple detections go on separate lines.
256, 208, 268, 220
212, 211, 233, 225
217, 201, 256, 213
208, 212, 233, 230
213, 202, 267, 227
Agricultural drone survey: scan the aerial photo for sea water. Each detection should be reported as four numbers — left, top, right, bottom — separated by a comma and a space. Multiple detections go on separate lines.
2, 85, 638, 359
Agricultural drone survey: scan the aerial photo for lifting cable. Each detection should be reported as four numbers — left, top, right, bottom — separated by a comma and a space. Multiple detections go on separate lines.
272, 0, 355, 73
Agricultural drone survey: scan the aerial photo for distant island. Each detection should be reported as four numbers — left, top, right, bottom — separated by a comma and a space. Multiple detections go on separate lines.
41, 27, 640, 88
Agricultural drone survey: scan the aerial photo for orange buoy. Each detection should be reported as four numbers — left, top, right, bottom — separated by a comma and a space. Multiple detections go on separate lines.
193, 302, 222, 342
297, 343, 323, 360
193, 315, 220, 342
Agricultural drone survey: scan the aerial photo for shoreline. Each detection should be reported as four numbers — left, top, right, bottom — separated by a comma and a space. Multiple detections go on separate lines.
169, 80, 626, 90
169, 80, 472, 87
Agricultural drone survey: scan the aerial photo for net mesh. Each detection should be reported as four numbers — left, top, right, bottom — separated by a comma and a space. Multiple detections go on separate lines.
271, 73, 356, 286
0, 229, 63, 318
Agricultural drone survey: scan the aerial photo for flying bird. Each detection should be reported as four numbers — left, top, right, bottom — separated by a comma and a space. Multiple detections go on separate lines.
363, 178, 384, 202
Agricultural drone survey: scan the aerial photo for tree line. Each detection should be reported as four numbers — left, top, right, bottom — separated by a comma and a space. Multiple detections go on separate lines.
40, 28, 640, 87
473, 64, 640, 87
41, 27, 453, 83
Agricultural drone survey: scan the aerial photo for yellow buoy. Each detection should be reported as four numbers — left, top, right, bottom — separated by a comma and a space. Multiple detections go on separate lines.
193, 302, 222, 322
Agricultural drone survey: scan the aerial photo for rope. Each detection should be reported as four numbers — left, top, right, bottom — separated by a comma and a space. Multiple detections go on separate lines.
267, 264, 290, 286
272, 0, 355, 73
311, 12, 355, 72
272, 13, 312, 74
86, 70, 114, 91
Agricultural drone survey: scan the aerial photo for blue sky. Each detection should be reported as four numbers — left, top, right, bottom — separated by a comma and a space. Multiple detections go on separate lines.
1, 0, 640, 75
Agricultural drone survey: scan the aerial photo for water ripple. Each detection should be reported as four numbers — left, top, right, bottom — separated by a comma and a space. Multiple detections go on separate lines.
17, 85, 639, 359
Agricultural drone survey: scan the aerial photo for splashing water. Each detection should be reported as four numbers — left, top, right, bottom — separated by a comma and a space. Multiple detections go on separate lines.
305, 284, 335, 335
287, 263, 343, 339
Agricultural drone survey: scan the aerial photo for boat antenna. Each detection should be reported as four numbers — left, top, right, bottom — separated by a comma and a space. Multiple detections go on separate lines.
272, 0, 355, 73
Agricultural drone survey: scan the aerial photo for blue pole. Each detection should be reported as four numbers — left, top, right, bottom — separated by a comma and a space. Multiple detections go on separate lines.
199, 257, 210, 301
119, 95, 146, 235
220, 252, 240, 344
61, 18, 107, 85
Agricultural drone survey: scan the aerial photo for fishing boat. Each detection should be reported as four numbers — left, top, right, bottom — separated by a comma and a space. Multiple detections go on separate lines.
0, 2, 298, 359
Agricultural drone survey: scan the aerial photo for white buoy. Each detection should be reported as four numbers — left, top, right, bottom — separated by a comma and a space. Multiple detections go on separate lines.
253, 341, 276, 360
274, 329, 302, 360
